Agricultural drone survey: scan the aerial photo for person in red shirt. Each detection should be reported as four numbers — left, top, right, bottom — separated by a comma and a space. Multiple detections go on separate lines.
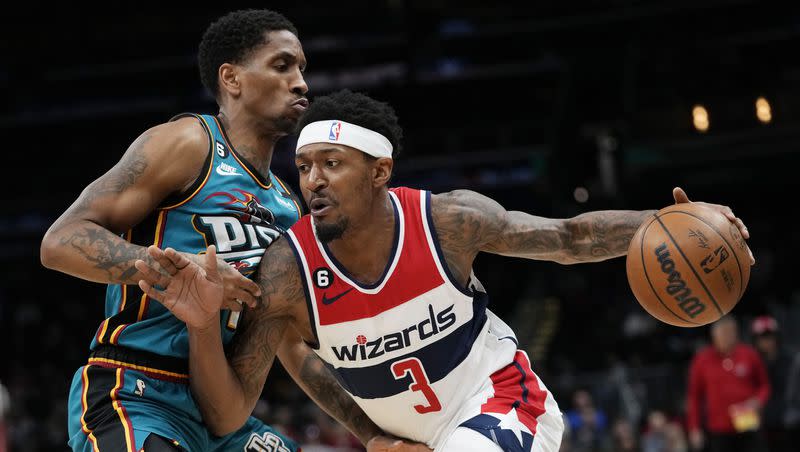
687, 315, 770, 452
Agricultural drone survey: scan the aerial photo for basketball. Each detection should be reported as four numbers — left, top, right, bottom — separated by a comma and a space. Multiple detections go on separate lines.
626, 203, 751, 327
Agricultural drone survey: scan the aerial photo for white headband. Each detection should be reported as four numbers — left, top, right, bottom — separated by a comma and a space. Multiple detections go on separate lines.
296, 120, 393, 159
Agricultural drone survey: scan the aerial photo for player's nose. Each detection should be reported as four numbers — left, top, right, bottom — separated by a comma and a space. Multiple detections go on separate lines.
291, 71, 308, 96
305, 164, 327, 190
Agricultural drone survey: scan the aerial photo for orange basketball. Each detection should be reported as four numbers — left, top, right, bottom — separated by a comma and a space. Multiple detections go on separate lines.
626, 203, 751, 327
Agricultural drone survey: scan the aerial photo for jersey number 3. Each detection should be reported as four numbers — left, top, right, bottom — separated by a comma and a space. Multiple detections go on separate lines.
391, 358, 442, 414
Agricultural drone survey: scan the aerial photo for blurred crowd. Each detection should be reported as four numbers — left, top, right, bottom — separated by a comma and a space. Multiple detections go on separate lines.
555, 314, 800, 452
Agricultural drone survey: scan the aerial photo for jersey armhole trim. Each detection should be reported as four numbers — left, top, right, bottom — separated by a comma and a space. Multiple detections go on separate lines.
273, 174, 304, 220
422, 190, 474, 297
159, 113, 214, 210
285, 230, 320, 350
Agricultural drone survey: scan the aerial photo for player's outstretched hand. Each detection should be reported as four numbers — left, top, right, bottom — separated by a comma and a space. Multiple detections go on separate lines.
135, 245, 224, 329
673, 186, 755, 265
210, 255, 262, 312
366, 436, 432, 452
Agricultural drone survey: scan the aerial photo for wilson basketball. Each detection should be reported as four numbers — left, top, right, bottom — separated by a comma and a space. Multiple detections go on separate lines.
626, 203, 751, 327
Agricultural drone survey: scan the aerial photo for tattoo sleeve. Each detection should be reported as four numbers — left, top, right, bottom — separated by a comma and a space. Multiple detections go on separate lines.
286, 344, 382, 444
432, 189, 656, 265
41, 132, 155, 283
191, 238, 304, 434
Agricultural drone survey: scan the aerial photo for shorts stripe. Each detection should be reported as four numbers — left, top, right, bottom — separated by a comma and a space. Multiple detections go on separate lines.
110, 368, 136, 451
79, 365, 138, 451
481, 351, 548, 434
79, 366, 101, 452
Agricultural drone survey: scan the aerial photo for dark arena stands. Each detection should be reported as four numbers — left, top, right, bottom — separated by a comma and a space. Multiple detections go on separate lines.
1, 2, 799, 451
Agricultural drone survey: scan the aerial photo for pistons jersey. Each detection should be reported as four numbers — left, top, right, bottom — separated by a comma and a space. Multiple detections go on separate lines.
90, 113, 301, 359
286, 187, 539, 447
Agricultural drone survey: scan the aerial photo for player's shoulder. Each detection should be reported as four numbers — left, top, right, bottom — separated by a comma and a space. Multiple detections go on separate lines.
430, 189, 484, 213
147, 115, 210, 156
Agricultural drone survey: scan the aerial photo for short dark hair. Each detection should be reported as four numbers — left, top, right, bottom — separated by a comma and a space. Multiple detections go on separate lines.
199, 9, 298, 100
297, 90, 403, 158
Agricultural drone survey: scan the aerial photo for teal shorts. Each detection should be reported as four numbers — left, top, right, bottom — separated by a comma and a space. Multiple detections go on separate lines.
67, 363, 298, 451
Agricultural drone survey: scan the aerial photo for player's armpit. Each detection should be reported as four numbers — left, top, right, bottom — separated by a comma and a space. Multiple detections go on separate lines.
431, 189, 655, 265
40, 118, 210, 284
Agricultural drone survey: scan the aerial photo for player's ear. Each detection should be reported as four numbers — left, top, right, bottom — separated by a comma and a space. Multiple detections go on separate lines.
372, 158, 393, 187
218, 63, 241, 98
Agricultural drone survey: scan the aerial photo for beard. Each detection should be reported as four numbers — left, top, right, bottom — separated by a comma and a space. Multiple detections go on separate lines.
315, 216, 349, 244
273, 115, 298, 134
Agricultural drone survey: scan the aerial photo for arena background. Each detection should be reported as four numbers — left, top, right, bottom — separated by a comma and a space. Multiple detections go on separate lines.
1, 1, 798, 450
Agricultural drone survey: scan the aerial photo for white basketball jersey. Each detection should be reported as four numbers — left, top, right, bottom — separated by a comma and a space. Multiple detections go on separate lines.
286, 187, 557, 449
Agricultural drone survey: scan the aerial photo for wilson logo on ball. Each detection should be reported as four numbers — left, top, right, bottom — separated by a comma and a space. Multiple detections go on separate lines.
655, 242, 706, 318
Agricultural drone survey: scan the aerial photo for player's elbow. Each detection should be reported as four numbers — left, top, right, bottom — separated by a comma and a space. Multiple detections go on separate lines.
40, 228, 63, 270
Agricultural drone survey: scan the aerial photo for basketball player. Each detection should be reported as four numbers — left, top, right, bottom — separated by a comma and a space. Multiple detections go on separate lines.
41, 12, 407, 452
134, 90, 753, 451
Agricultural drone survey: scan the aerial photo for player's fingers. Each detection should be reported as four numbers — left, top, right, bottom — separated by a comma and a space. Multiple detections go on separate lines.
226, 287, 258, 308
138, 280, 168, 305
748, 245, 755, 266
163, 247, 193, 271
147, 246, 179, 275
205, 245, 221, 282
734, 217, 750, 239
222, 298, 245, 312
722, 206, 736, 222
239, 276, 262, 297
673, 187, 690, 204
134, 259, 170, 288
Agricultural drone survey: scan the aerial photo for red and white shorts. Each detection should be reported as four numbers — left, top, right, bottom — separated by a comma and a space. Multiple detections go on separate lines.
436, 351, 564, 452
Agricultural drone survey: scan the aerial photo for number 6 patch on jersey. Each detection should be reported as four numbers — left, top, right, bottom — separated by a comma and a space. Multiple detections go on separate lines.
313, 268, 333, 288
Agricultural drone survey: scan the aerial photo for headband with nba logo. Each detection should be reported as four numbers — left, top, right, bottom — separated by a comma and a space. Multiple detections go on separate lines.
296, 120, 393, 159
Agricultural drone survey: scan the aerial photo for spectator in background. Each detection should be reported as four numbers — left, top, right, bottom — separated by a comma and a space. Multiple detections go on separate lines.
642, 410, 687, 452
686, 316, 770, 452
566, 389, 608, 452
608, 418, 638, 452
751, 315, 797, 452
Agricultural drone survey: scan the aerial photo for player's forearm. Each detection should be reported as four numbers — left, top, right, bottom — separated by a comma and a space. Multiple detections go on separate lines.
280, 345, 383, 445
561, 210, 656, 263
41, 220, 152, 284
487, 209, 655, 264
187, 320, 253, 436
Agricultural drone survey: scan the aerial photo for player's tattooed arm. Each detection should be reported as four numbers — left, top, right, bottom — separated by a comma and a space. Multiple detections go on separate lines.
278, 329, 384, 445
432, 190, 656, 266
188, 238, 303, 436
40, 119, 209, 284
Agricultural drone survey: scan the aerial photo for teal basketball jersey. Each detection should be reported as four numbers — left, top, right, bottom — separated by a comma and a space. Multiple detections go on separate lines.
89, 113, 302, 361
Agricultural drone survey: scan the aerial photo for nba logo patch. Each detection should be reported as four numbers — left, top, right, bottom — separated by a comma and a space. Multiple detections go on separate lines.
329, 121, 342, 141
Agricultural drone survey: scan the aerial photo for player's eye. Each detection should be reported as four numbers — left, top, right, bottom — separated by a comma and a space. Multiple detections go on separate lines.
326, 160, 339, 168
297, 163, 309, 173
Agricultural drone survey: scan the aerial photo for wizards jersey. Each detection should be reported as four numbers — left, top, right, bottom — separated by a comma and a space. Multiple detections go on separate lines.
89, 113, 302, 359
285, 187, 562, 449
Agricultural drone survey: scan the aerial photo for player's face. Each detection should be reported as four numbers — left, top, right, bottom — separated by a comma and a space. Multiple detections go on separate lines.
237, 30, 308, 133
296, 144, 376, 243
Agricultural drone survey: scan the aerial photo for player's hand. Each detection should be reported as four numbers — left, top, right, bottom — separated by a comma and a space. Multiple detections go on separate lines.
135, 245, 224, 329
211, 257, 262, 312
673, 187, 755, 265
366, 435, 432, 452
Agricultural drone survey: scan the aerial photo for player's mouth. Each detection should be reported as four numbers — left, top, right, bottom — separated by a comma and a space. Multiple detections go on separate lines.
309, 197, 334, 217
290, 98, 309, 114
